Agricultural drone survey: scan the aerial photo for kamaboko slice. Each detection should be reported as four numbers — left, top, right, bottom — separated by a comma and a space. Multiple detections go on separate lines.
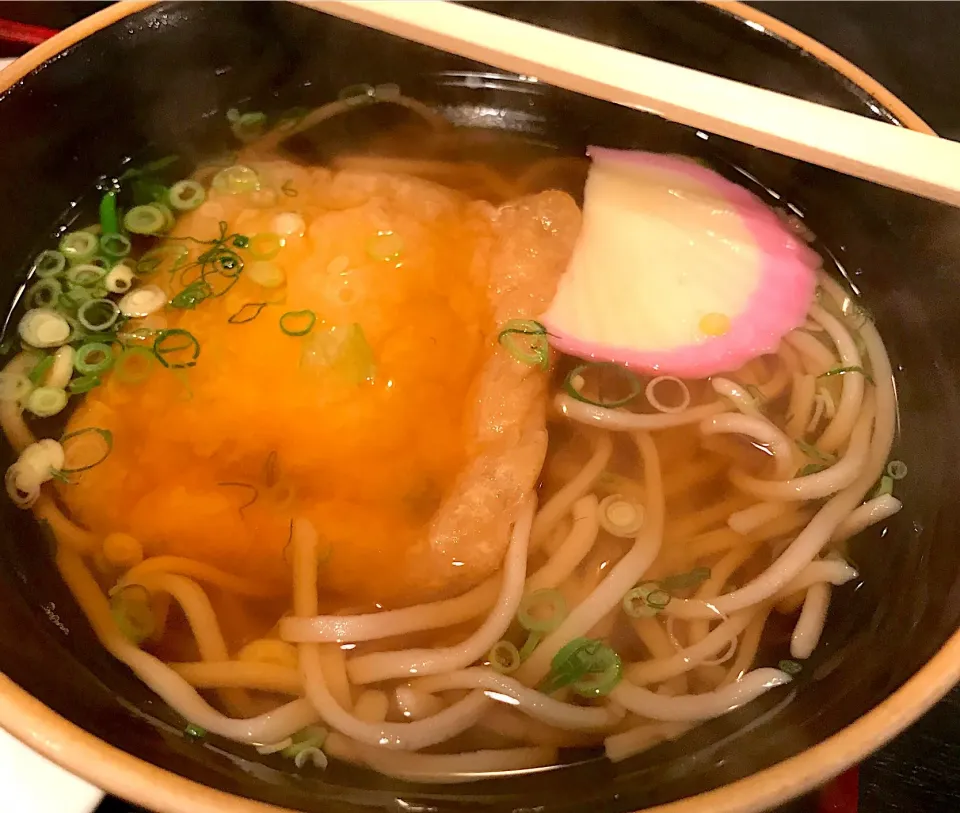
542, 148, 818, 378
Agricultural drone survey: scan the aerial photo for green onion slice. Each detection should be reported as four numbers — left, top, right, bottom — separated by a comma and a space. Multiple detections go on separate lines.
795, 440, 835, 464
338, 83, 375, 104
114, 346, 156, 385
25, 386, 68, 417
487, 640, 522, 674
77, 299, 120, 332
99, 189, 119, 235
124, 204, 167, 235
280, 310, 316, 337
538, 637, 623, 698
819, 365, 873, 383
66, 264, 107, 287
870, 475, 894, 499
230, 110, 267, 143
59, 427, 113, 473
110, 585, 155, 644
137, 244, 189, 277
518, 631, 542, 662
168, 179, 206, 212
247, 232, 283, 260
33, 249, 67, 279
211, 165, 260, 195
796, 463, 828, 477
623, 583, 671, 618
517, 588, 567, 633
68, 374, 101, 394
497, 319, 549, 371
74, 342, 115, 375
170, 280, 213, 310
100, 232, 132, 259
59, 231, 99, 264
659, 566, 712, 592
154, 329, 200, 368
280, 726, 328, 759
184, 723, 206, 740
228, 302, 268, 324
886, 460, 908, 481
778, 659, 803, 676
26, 278, 62, 309
27, 355, 53, 385
564, 362, 644, 408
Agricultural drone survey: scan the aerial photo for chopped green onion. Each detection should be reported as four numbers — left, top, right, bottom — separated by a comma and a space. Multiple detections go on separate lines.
870, 475, 894, 499
74, 342, 114, 375
778, 659, 803, 676
819, 365, 873, 384
68, 374, 101, 394
886, 460, 908, 480
538, 637, 623, 697
19, 308, 71, 348
228, 303, 268, 324
497, 319, 549, 371
280, 726, 328, 760
110, 585, 155, 644
518, 631, 542, 661
25, 386, 68, 417
232, 234, 250, 249
104, 264, 135, 293
119, 154, 178, 181
487, 640, 521, 674
66, 264, 107, 287
168, 179, 206, 212
59, 231, 99, 264
338, 83, 375, 104
623, 583, 671, 618
281, 179, 298, 197
517, 588, 567, 633
154, 329, 200, 368
114, 346, 156, 385
247, 260, 285, 288
99, 232, 132, 259
137, 244, 188, 277
26, 278, 62, 309
659, 567, 712, 592
123, 204, 167, 235
154, 202, 176, 232
170, 280, 213, 310
564, 362, 643, 408
59, 427, 113, 473
229, 109, 267, 142
795, 440, 835, 464
796, 463, 828, 477
211, 165, 260, 195
77, 299, 120, 332
99, 190, 119, 236
33, 250, 67, 279
247, 232, 283, 261
27, 355, 53, 385
184, 723, 206, 740
598, 494, 645, 538
280, 310, 316, 337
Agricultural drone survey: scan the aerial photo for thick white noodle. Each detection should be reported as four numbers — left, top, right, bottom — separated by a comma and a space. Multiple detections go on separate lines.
526, 494, 599, 593
394, 686, 443, 720
784, 330, 836, 375
700, 413, 795, 480
279, 577, 499, 643
412, 668, 625, 730
809, 304, 865, 453
785, 373, 817, 438
555, 395, 727, 432
346, 498, 535, 685
777, 558, 859, 595
831, 494, 902, 544
730, 396, 874, 502
791, 583, 831, 659
624, 612, 753, 685
324, 732, 556, 783
728, 502, 789, 535
711, 377, 762, 417
292, 519, 492, 750
514, 432, 664, 685
609, 668, 792, 722
604, 721, 691, 763
531, 432, 610, 549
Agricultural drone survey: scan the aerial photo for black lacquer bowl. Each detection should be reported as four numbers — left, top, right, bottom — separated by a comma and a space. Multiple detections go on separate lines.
0, 3, 958, 812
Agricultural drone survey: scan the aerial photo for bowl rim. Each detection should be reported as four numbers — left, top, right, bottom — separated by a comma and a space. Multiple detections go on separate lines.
0, 2, 952, 813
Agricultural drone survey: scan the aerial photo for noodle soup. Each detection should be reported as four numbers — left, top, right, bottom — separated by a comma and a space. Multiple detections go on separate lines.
0, 93, 901, 783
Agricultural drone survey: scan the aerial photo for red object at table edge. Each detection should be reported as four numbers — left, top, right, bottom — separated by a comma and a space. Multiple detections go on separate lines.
0, 18, 59, 47
819, 767, 860, 813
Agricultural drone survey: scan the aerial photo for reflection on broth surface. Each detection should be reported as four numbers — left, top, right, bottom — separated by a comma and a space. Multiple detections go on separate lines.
0, 92, 902, 783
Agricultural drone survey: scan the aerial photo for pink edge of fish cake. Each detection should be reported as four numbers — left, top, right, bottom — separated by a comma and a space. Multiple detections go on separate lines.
542, 148, 818, 379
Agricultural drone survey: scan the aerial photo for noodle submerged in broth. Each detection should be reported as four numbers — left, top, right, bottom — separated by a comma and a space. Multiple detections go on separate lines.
0, 101, 904, 781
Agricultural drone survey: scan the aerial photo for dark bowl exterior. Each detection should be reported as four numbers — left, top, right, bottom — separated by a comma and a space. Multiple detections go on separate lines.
0, 3, 958, 812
